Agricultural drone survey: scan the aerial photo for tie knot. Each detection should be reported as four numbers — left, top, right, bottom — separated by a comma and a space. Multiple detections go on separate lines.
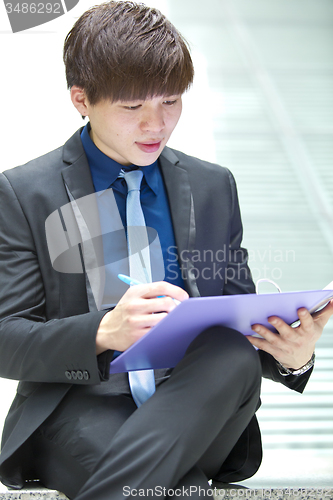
122, 169, 143, 192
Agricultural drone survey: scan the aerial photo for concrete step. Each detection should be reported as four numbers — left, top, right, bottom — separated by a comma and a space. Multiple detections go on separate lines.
1, 483, 332, 499
0, 491, 67, 499
0, 482, 68, 499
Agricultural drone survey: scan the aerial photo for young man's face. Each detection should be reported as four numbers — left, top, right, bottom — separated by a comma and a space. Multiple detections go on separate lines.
85, 94, 182, 166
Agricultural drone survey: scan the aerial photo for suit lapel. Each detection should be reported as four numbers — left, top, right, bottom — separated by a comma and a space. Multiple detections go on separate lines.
159, 148, 200, 297
61, 131, 105, 311
61, 130, 96, 200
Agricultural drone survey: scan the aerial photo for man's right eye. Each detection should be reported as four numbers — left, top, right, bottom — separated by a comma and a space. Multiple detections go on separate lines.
123, 105, 141, 110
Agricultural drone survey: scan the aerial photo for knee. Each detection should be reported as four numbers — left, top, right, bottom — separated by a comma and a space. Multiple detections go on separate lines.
189, 325, 262, 385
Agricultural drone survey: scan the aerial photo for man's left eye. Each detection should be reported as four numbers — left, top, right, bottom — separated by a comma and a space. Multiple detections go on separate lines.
163, 100, 177, 106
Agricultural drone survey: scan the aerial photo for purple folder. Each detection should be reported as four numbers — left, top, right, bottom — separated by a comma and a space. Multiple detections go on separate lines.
109, 289, 333, 374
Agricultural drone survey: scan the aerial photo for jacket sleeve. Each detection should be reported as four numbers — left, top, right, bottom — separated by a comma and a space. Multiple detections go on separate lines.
0, 172, 112, 385
259, 350, 312, 393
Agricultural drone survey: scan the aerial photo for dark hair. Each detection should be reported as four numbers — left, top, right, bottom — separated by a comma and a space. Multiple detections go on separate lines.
63, 1, 194, 105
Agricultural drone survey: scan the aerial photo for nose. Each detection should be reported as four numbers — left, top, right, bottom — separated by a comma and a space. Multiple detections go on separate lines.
140, 106, 165, 133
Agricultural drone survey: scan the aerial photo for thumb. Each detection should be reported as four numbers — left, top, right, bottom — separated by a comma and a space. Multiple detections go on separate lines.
313, 299, 333, 328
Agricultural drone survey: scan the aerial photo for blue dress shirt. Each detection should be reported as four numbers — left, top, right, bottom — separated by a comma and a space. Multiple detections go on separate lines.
80, 124, 184, 297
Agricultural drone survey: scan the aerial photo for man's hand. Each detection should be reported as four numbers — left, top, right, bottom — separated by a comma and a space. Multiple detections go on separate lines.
96, 282, 189, 355
246, 299, 333, 370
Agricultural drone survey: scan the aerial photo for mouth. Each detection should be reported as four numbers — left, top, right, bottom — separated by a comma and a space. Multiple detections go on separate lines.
136, 141, 162, 154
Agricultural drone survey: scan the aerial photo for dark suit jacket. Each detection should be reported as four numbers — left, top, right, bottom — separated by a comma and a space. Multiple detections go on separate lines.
0, 128, 312, 488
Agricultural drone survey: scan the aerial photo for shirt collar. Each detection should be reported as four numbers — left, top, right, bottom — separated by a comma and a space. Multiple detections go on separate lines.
81, 123, 158, 195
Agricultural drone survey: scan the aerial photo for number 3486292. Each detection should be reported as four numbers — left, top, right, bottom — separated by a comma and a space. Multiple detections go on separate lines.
5, 3, 61, 14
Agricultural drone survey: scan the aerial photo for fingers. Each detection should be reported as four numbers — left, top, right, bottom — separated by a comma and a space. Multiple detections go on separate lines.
97, 304, 169, 353
123, 295, 178, 316
120, 312, 168, 345
111, 284, 185, 351
142, 281, 189, 302
296, 307, 315, 331
246, 333, 276, 354
249, 324, 284, 357
312, 299, 333, 325
125, 311, 168, 331
250, 309, 314, 350
254, 307, 316, 341
248, 305, 324, 369
121, 281, 189, 303
119, 306, 170, 349
251, 317, 294, 344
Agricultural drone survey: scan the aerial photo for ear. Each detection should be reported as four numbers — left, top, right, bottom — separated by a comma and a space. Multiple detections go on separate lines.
71, 86, 90, 117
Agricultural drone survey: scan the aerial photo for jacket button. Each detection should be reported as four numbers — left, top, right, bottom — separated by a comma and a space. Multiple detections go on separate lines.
71, 371, 78, 380
77, 370, 83, 380
83, 370, 90, 380
65, 371, 72, 380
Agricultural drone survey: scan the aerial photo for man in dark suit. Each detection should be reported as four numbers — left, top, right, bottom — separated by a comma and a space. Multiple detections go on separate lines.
1, 2, 332, 499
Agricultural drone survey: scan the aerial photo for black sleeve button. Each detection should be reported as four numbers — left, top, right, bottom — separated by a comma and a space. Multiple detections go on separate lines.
83, 370, 90, 380
71, 370, 78, 380
77, 370, 83, 380
65, 371, 72, 380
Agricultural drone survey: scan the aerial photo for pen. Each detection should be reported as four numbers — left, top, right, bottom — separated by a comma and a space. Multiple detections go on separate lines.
118, 274, 143, 287
117, 274, 180, 305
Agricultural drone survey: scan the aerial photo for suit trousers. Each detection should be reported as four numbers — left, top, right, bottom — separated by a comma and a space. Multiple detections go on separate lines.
31, 326, 262, 500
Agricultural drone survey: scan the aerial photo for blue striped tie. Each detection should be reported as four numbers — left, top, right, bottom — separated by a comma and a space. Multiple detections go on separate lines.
122, 169, 156, 407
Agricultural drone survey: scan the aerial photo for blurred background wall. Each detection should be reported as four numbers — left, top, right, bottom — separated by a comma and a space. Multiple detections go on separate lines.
0, 0, 332, 488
